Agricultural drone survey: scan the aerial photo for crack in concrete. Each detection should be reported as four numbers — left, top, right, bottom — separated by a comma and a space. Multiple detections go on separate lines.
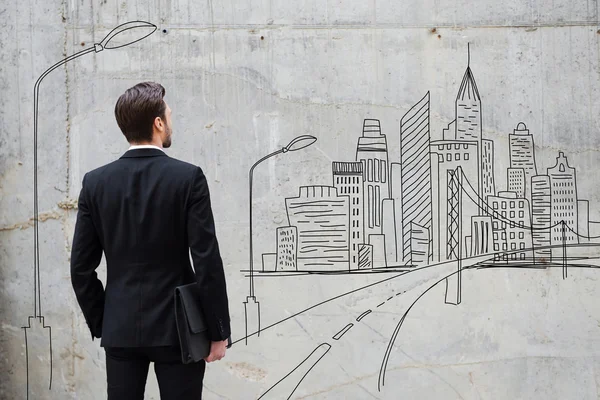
66, 20, 600, 31
62, 3, 72, 198
0, 209, 66, 232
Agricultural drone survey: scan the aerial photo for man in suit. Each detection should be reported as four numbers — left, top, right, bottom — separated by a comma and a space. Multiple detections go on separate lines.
70, 81, 231, 399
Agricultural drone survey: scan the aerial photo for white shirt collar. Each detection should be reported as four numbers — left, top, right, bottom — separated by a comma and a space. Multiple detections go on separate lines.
128, 144, 165, 152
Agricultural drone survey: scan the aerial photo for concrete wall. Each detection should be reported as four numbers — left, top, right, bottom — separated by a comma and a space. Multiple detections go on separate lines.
1, 1, 599, 398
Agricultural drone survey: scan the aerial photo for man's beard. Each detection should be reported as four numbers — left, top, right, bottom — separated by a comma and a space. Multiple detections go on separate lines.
163, 125, 172, 148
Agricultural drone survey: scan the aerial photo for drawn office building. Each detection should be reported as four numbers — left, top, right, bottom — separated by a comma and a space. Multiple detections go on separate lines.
356, 119, 390, 239
531, 175, 552, 262
430, 140, 479, 262
285, 186, 350, 271
547, 152, 579, 256
488, 191, 532, 261
332, 161, 364, 269
276, 226, 298, 271
400, 92, 433, 265
509, 122, 538, 200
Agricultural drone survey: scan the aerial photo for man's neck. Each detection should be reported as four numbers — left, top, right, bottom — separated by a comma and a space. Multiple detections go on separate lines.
129, 141, 163, 148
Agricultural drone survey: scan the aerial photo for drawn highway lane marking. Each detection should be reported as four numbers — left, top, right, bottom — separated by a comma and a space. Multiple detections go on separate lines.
332, 323, 354, 340
356, 310, 372, 322
258, 343, 332, 400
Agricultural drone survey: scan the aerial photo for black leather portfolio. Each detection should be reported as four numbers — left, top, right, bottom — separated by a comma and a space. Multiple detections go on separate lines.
174, 283, 211, 364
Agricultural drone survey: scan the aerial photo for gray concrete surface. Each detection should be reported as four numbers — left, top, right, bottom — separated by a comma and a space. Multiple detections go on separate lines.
1, 1, 600, 399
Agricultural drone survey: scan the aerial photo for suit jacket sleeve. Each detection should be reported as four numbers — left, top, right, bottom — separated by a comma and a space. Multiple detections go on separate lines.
70, 173, 105, 340
187, 167, 231, 341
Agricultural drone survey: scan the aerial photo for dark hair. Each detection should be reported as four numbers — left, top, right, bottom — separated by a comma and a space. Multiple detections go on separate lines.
114, 82, 166, 143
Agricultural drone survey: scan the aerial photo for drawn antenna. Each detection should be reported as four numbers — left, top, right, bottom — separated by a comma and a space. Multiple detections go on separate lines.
467, 42, 470, 66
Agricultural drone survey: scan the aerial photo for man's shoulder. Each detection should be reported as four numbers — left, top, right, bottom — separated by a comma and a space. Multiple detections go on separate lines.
164, 155, 202, 172
84, 155, 203, 181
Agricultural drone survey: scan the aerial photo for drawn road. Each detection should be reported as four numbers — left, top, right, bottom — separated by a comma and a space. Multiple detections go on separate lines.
257, 254, 493, 398
257, 245, 600, 398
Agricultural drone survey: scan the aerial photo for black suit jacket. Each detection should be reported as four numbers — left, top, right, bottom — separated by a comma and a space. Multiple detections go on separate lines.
70, 148, 230, 347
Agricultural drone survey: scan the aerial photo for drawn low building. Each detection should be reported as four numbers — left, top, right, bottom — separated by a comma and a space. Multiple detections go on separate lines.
400, 92, 433, 264
276, 226, 297, 271
469, 215, 494, 257
578, 199, 590, 243
507, 168, 525, 198
332, 161, 364, 269
285, 186, 350, 271
358, 244, 373, 269
548, 152, 579, 258
488, 191, 532, 261
356, 119, 390, 238
405, 222, 430, 265
531, 175, 552, 263
509, 122, 538, 201
369, 234, 387, 268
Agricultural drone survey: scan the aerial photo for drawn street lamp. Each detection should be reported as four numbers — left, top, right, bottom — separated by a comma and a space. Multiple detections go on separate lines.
244, 135, 317, 344
22, 21, 156, 399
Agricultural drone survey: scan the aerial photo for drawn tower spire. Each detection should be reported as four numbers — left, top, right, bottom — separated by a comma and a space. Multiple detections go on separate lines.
455, 43, 483, 201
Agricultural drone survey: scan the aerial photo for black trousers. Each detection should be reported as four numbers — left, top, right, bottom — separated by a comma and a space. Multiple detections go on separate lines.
104, 345, 206, 399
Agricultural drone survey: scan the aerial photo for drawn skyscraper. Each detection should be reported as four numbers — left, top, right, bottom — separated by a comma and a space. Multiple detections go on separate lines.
509, 122, 538, 200
332, 162, 364, 269
531, 175, 552, 262
356, 119, 390, 239
547, 152, 579, 257
482, 139, 495, 198
400, 92, 432, 264
430, 141, 479, 262
455, 49, 483, 198
390, 163, 404, 263
285, 186, 350, 270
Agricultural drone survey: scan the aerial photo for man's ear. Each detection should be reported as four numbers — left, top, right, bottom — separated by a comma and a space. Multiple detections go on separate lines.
154, 116, 163, 131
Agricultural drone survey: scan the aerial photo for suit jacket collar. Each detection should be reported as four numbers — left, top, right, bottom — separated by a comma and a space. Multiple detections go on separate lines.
120, 148, 169, 159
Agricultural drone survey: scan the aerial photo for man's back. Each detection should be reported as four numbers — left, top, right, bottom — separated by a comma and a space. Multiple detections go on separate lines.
71, 148, 230, 347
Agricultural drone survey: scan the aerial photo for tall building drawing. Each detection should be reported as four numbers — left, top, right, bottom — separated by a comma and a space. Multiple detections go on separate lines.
400, 92, 432, 264
382, 199, 398, 265
356, 119, 390, 238
390, 163, 403, 263
332, 162, 364, 269
548, 152, 579, 256
285, 186, 350, 270
482, 139, 495, 198
509, 122, 538, 200
430, 140, 479, 262
531, 175, 552, 262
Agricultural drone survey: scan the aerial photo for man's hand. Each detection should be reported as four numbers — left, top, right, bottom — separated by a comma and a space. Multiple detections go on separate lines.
204, 340, 228, 363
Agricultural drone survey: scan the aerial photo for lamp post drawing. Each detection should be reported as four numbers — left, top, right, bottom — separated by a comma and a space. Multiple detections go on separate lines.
244, 135, 317, 344
22, 21, 156, 399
